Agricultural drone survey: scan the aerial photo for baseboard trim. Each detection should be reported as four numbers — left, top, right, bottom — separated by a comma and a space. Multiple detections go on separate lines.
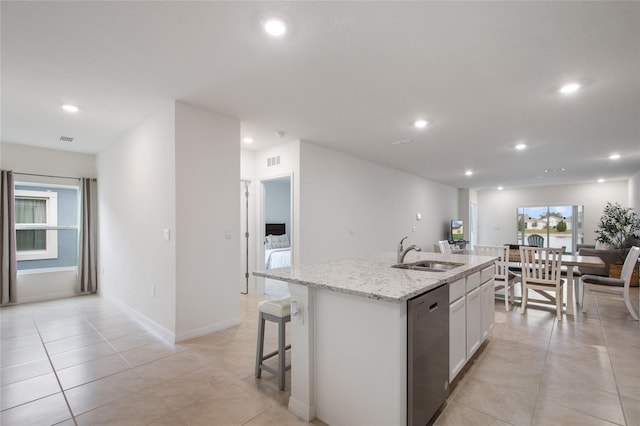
100, 293, 176, 344
288, 396, 316, 422
17, 290, 77, 305
175, 317, 241, 343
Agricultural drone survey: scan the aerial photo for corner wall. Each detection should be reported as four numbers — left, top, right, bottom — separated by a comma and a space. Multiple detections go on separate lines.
298, 141, 458, 263
97, 103, 177, 336
477, 180, 628, 246
174, 101, 240, 341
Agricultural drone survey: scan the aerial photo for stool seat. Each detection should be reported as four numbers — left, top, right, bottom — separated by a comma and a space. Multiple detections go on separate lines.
259, 296, 291, 317
255, 296, 292, 390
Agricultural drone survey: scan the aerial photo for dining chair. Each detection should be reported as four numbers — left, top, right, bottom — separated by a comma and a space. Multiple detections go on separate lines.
519, 246, 565, 320
527, 234, 545, 247
438, 240, 452, 254
582, 246, 639, 320
475, 245, 520, 311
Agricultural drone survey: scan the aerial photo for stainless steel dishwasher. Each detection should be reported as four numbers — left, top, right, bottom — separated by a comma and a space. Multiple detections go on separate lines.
407, 283, 449, 426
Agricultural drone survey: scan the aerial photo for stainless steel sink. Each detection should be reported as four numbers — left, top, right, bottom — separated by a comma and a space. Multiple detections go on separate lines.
392, 260, 464, 273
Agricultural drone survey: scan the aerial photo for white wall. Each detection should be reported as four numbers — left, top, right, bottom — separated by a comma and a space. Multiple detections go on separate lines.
1, 142, 96, 303
299, 141, 458, 263
97, 103, 177, 337
1, 142, 96, 178
174, 101, 240, 341
629, 170, 640, 211
477, 180, 628, 246
264, 179, 291, 236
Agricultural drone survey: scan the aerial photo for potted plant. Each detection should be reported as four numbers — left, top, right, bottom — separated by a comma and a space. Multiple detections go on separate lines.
595, 202, 640, 283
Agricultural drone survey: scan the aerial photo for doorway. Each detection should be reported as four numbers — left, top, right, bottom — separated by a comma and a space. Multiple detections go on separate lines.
261, 175, 292, 298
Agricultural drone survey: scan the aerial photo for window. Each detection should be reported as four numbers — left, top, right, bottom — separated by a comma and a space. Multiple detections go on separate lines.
517, 205, 584, 253
14, 183, 79, 271
15, 189, 58, 261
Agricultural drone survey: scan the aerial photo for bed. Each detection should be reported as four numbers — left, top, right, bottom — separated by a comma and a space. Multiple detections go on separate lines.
264, 223, 291, 269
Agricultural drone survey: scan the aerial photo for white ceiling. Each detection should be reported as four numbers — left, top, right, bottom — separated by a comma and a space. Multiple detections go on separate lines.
2, 1, 639, 190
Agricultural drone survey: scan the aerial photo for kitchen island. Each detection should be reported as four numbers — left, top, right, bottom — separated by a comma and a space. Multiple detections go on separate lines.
254, 251, 496, 426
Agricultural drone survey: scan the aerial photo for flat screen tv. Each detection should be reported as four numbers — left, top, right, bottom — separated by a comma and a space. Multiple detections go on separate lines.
450, 220, 464, 241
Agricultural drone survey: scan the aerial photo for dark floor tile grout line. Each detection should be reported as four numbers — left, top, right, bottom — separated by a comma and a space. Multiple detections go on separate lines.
33, 314, 78, 426
596, 298, 632, 426
44, 306, 162, 422
77, 308, 138, 371
526, 310, 557, 426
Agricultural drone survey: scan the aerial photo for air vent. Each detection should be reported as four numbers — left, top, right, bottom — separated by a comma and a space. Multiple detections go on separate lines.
267, 155, 281, 167
391, 139, 415, 146
59, 136, 74, 143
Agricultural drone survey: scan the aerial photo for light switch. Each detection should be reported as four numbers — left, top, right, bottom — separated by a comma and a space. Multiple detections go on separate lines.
416, 213, 422, 221
163, 229, 170, 241
224, 231, 232, 239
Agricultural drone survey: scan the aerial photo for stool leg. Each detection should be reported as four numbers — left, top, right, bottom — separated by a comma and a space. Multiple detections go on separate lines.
255, 312, 265, 378
278, 317, 286, 390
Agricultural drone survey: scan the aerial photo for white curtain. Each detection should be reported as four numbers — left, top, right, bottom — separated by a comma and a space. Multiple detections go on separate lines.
1, 170, 17, 305
77, 178, 98, 293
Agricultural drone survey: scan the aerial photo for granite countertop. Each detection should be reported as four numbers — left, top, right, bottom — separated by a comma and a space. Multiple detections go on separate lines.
253, 252, 496, 303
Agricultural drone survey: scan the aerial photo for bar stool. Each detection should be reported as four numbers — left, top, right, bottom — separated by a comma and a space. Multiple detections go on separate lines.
255, 296, 291, 390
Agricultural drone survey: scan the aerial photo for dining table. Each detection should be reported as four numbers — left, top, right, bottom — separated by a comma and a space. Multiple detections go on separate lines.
508, 250, 605, 315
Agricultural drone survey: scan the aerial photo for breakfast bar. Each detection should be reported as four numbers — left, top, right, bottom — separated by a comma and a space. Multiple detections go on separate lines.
254, 251, 496, 426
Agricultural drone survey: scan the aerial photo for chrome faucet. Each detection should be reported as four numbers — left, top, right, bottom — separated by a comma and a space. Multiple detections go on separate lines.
397, 236, 422, 263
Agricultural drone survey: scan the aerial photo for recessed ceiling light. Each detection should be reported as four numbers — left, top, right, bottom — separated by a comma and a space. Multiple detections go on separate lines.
497, 186, 504, 191
608, 153, 621, 160
242, 137, 254, 144
515, 143, 527, 151
413, 119, 428, 129
597, 178, 605, 183
464, 170, 473, 176
61, 104, 79, 113
264, 18, 287, 37
559, 82, 581, 95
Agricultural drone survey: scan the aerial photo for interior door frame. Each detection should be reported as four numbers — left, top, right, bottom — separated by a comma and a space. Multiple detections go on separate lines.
258, 173, 294, 295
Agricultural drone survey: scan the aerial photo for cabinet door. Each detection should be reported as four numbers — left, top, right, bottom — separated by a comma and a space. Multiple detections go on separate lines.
466, 286, 482, 359
481, 279, 495, 340
449, 297, 466, 382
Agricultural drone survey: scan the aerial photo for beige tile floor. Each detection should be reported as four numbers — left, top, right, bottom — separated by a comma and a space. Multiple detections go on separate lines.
1, 288, 638, 426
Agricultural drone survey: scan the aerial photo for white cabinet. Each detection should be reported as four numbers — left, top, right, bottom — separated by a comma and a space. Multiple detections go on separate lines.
481, 279, 495, 340
465, 286, 482, 359
449, 296, 466, 381
448, 266, 495, 382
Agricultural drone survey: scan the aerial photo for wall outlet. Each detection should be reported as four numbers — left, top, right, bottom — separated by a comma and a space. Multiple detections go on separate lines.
151, 285, 156, 297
